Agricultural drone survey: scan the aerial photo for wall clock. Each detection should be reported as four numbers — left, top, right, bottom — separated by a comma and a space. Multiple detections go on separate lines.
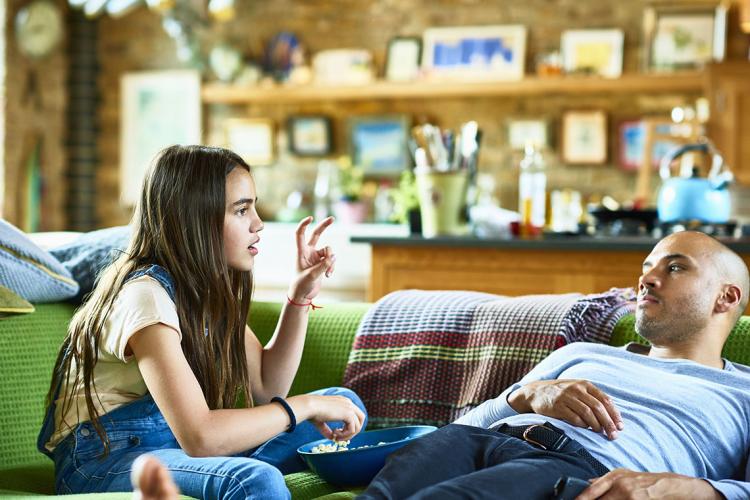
14, 0, 64, 59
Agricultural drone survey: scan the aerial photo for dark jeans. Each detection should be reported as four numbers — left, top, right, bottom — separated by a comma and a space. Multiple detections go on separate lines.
360, 424, 604, 500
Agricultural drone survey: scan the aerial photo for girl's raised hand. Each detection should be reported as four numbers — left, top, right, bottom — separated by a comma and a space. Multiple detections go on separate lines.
289, 216, 336, 301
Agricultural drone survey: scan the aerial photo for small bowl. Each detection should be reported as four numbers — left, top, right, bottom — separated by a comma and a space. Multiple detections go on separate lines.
297, 425, 437, 486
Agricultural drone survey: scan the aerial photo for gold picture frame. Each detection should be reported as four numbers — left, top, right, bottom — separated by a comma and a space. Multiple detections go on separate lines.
561, 110, 608, 165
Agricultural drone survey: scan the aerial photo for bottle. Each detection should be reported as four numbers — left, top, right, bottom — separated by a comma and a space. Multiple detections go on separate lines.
313, 160, 335, 221
518, 141, 546, 236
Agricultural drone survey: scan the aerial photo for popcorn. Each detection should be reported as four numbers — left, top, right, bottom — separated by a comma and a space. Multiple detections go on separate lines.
311, 440, 351, 454
309, 439, 400, 453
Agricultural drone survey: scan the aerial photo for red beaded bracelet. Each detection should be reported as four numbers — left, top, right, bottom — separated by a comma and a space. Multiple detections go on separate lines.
287, 296, 323, 310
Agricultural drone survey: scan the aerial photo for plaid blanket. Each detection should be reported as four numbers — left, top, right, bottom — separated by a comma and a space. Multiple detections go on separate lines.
343, 289, 635, 428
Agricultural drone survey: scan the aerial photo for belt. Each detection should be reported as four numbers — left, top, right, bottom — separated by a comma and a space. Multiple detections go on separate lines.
494, 422, 610, 477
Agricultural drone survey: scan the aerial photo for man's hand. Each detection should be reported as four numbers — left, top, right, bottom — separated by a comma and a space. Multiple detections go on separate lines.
576, 469, 724, 500
508, 379, 623, 439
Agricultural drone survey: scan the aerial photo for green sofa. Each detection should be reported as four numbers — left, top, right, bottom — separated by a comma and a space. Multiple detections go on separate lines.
1, 300, 749, 499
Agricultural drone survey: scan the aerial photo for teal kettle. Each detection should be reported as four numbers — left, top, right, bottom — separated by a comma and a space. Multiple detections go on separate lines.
656, 141, 733, 224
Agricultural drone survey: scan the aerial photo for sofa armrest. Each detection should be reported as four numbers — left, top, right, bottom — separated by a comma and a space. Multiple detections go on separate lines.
248, 301, 371, 396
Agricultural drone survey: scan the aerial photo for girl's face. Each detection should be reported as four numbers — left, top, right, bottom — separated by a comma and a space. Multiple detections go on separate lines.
223, 166, 263, 271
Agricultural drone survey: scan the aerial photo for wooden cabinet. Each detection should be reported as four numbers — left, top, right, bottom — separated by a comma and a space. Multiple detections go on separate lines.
367, 243, 643, 301
362, 239, 750, 315
706, 62, 750, 185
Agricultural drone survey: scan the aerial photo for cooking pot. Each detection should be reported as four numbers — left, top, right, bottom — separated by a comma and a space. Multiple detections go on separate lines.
656, 141, 733, 223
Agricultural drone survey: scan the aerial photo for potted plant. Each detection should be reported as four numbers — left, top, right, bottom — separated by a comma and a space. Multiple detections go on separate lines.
389, 170, 421, 234
333, 156, 368, 224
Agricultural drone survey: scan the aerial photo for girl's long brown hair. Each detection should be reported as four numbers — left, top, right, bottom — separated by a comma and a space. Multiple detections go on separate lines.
45, 145, 253, 455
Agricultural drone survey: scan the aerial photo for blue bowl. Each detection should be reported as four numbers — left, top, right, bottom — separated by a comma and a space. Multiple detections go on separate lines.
297, 425, 437, 486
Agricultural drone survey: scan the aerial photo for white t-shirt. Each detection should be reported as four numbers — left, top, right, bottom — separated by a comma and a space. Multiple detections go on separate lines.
45, 275, 181, 450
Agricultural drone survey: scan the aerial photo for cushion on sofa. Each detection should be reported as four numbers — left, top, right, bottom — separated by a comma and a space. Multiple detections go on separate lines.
0, 285, 35, 316
344, 289, 635, 429
0, 219, 79, 303
48, 226, 131, 302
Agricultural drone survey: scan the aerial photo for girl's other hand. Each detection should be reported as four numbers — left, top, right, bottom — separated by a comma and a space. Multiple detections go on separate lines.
292, 394, 365, 441
289, 216, 336, 301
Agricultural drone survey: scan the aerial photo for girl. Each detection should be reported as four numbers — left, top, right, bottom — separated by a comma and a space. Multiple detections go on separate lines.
38, 145, 367, 499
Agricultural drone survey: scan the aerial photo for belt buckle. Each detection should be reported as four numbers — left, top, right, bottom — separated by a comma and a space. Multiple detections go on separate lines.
521, 424, 549, 450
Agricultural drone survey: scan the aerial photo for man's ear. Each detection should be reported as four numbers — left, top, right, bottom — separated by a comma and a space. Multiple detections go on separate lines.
715, 284, 742, 314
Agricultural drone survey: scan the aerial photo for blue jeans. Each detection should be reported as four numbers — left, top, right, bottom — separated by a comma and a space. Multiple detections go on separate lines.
360, 424, 604, 500
46, 387, 366, 499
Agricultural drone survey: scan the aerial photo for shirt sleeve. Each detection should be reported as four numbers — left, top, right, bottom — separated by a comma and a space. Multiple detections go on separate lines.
702, 457, 750, 500
102, 276, 182, 361
704, 479, 750, 500
452, 343, 580, 428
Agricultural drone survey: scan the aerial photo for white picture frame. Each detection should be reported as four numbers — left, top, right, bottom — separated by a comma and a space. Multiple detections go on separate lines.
120, 70, 201, 206
507, 119, 549, 150
643, 2, 728, 72
225, 118, 275, 166
561, 29, 624, 78
421, 25, 527, 81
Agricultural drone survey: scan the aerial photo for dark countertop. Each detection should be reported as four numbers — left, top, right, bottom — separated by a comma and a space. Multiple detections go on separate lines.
350, 234, 750, 253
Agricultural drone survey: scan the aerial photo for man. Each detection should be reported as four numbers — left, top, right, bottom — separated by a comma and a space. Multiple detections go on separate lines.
361, 231, 750, 500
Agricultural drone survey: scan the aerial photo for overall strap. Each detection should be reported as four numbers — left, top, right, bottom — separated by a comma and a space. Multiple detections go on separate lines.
124, 264, 176, 303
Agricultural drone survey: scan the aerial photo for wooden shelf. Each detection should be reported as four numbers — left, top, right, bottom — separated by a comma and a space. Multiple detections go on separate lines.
202, 72, 705, 104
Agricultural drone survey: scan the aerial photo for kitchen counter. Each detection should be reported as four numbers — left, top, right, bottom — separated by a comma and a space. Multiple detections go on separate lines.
351, 234, 750, 309
351, 234, 750, 252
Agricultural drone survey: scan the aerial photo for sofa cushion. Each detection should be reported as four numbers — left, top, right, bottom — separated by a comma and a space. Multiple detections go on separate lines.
0, 219, 78, 303
612, 313, 750, 366
48, 226, 131, 302
0, 285, 34, 316
0, 303, 76, 470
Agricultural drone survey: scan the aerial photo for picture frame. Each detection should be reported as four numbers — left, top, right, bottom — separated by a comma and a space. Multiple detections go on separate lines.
348, 114, 410, 176
421, 25, 527, 81
618, 120, 681, 172
507, 118, 550, 150
561, 110, 608, 165
385, 36, 422, 82
287, 115, 333, 157
643, 2, 728, 72
225, 118, 275, 166
120, 70, 201, 206
560, 29, 624, 78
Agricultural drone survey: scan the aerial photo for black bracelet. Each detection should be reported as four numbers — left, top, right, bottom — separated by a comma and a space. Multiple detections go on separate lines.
271, 396, 297, 433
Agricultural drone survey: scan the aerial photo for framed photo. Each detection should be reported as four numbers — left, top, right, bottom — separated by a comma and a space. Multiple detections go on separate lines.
507, 119, 549, 150
560, 29, 624, 78
287, 115, 333, 157
120, 70, 201, 206
561, 110, 607, 165
421, 25, 527, 81
225, 118, 274, 166
385, 36, 422, 82
643, 2, 728, 72
349, 115, 410, 176
618, 121, 681, 172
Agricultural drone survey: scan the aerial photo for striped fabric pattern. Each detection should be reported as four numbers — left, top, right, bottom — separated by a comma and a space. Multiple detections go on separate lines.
343, 289, 635, 428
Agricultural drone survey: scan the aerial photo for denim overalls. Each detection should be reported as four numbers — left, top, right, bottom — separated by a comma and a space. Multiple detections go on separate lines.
37, 264, 367, 499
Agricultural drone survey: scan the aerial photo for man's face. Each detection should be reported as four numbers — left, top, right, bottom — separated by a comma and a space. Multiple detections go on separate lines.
635, 233, 719, 345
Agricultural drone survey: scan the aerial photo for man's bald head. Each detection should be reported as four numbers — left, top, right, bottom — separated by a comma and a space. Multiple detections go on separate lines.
662, 231, 749, 323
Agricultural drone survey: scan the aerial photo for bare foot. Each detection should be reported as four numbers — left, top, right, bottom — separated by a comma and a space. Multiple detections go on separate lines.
131, 454, 179, 500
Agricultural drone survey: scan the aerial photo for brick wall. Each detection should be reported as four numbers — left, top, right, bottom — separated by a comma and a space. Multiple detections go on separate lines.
86, 0, 750, 226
